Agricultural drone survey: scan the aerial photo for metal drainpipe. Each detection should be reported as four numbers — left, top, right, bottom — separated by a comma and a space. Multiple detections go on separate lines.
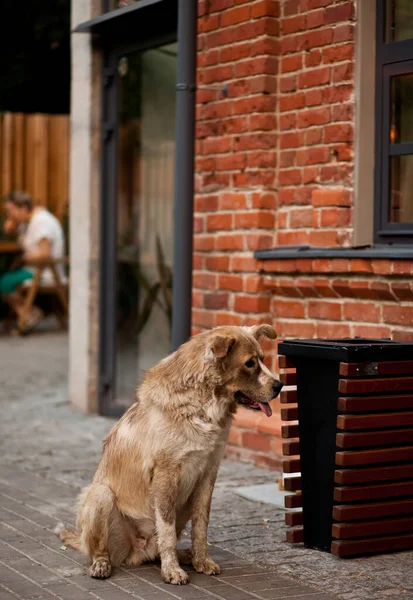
172, 0, 198, 351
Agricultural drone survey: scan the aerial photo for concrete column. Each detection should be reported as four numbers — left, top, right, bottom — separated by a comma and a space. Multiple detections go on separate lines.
69, 0, 101, 413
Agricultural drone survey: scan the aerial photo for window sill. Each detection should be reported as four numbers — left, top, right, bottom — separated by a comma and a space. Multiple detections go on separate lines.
254, 245, 413, 260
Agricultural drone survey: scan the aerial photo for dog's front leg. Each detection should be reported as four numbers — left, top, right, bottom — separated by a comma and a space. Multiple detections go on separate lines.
152, 464, 189, 585
190, 466, 221, 576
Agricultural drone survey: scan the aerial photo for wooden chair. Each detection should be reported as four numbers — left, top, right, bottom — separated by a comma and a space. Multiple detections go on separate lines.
16, 257, 69, 332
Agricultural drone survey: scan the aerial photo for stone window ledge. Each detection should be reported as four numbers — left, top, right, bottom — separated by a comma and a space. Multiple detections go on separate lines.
254, 245, 413, 281
255, 245, 413, 261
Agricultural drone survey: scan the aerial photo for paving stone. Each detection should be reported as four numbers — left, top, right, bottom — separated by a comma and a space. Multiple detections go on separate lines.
0, 585, 24, 600
37, 583, 95, 600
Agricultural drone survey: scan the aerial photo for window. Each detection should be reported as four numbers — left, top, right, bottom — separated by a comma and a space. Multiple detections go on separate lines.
375, 1, 413, 243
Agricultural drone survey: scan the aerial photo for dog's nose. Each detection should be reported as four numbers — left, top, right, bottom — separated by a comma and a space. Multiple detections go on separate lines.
272, 380, 283, 398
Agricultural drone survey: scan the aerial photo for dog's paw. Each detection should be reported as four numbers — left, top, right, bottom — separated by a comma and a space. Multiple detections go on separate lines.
89, 558, 112, 579
177, 549, 192, 565
162, 566, 189, 585
192, 556, 221, 576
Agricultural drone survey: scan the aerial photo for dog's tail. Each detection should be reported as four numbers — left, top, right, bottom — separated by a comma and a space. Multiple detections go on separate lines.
54, 522, 83, 552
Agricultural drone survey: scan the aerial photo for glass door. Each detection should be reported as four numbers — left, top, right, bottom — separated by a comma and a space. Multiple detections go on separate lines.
100, 41, 177, 414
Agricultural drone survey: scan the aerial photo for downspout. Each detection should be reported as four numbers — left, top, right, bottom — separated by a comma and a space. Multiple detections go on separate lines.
171, 0, 198, 351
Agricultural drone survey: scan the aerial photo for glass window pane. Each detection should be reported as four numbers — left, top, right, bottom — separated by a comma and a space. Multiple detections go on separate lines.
390, 74, 413, 144
116, 43, 177, 406
386, 0, 413, 42
389, 155, 413, 223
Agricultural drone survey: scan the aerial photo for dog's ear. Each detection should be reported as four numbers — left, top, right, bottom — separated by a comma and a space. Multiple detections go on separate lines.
248, 324, 277, 341
206, 335, 236, 360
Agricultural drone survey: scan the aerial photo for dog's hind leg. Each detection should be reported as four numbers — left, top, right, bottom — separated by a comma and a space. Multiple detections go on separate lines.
78, 483, 129, 579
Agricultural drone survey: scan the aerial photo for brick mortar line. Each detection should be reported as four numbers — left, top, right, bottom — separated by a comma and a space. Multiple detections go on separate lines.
264, 275, 413, 282
280, 26, 354, 40
0, 480, 78, 520
197, 112, 353, 123
2, 506, 72, 538
279, 44, 354, 57
279, 83, 353, 93
0, 496, 75, 526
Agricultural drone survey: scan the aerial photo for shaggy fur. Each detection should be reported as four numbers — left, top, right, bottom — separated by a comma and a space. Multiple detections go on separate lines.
56, 325, 282, 585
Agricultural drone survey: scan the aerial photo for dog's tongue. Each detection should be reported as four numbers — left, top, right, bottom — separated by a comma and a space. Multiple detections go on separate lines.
258, 402, 272, 417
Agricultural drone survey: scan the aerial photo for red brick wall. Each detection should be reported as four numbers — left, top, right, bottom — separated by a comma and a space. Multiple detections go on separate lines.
277, 0, 355, 248
194, 0, 413, 471
194, 0, 279, 346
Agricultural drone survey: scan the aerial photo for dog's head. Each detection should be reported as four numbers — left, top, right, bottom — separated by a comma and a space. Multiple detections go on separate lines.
204, 325, 282, 417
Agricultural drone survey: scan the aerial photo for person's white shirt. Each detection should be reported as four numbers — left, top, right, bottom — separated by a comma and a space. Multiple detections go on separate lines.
21, 208, 66, 285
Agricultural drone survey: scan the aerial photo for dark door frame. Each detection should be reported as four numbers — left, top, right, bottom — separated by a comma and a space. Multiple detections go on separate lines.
98, 31, 178, 417
73, 0, 197, 416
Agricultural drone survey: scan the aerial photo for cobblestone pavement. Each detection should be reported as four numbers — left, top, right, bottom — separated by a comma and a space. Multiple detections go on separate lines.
0, 331, 412, 600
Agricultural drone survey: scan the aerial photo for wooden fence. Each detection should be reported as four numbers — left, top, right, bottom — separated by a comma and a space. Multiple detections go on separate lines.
0, 112, 69, 220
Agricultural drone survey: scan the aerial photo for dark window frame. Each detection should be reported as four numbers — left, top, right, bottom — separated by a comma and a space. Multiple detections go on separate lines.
375, 1, 413, 243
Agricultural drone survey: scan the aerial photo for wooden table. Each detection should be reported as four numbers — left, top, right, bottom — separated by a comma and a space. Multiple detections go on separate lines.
0, 240, 19, 253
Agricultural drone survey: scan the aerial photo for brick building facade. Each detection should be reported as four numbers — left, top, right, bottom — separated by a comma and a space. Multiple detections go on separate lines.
69, 0, 413, 470
193, 0, 413, 469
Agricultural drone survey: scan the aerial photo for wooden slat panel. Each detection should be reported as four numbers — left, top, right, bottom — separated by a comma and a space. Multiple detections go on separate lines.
338, 394, 413, 413
337, 412, 413, 430
284, 476, 301, 492
336, 446, 413, 467
49, 115, 69, 219
339, 377, 413, 395
281, 406, 298, 421
280, 372, 296, 386
285, 511, 303, 527
280, 389, 297, 404
332, 516, 413, 540
1, 112, 13, 196
24, 115, 36, 200
0, 241, 18, 253
340, 361, 413, 377
331, 534, 413, 557
333, 498, 413, 522
279, 356, 295, 369
13, 113, 25, 190
335, 463, 413, 485
32, 114, 49, 205
285, 494, 303, 508
336, 428, 413, 449
334, 480, 413, 503
283, 440, 300, 456
286, 528, 304, 543
283, 458, 301, 473
0, 115, 2, 194
282, 424, 299, 439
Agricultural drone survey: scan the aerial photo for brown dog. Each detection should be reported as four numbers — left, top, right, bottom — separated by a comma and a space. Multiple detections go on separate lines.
56, 325, 282, 584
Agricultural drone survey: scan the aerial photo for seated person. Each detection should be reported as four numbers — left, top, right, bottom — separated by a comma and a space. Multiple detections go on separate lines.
0, 191, 65, 333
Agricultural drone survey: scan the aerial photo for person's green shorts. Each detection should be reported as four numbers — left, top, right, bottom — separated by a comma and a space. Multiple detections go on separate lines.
0, 269, 33, 294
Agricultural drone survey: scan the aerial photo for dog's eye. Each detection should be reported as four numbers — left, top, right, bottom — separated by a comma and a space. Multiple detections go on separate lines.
245, 359, 256, 369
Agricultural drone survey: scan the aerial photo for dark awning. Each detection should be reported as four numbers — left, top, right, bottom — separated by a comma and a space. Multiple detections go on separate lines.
73, 0, 177, 44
